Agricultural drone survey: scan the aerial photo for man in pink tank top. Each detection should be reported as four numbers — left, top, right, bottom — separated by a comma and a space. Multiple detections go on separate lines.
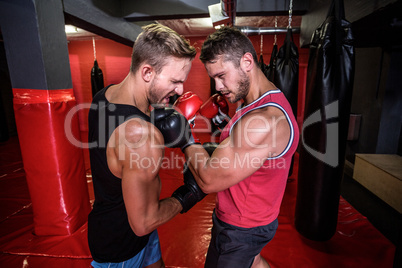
183, 26, 300, 268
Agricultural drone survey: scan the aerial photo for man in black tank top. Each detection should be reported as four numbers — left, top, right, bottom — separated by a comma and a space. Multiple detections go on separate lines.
87, 24, 200, 268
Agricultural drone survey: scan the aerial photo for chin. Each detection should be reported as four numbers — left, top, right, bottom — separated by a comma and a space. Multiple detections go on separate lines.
227, 95, 237, 103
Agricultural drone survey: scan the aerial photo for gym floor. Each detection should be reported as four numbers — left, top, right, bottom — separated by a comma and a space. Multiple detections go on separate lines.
0, 133, 398, 267
340, 171, 401, 267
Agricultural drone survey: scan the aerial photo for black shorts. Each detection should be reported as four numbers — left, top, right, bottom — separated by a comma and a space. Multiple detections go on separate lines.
205, 211, 278, 268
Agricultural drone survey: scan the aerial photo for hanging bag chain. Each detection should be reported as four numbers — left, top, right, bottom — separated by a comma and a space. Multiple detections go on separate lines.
288, 0, 293, 28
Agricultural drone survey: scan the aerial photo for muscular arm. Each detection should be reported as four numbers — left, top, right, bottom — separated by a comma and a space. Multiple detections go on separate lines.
185, 107, 291, 194
107, 118, 182, 237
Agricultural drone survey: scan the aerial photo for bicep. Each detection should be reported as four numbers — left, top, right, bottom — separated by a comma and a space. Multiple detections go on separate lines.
122, 161, 161, 233
200, 110, 290, 192
202, 135, 265, 191
117, 120, 165, 235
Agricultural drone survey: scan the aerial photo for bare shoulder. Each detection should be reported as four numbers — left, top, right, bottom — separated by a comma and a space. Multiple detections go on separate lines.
231, 106, 290, 153
107, 117, 164, 178
239, 105, 289, 131
121, 118, 164, 148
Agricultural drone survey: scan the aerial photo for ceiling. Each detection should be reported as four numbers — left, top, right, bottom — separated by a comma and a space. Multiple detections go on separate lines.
63, 0, 402, 48
65, 15, 302, 40
63, 0, 306, 45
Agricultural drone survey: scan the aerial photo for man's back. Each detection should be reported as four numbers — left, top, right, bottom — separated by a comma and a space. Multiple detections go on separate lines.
88, 85, 151, 263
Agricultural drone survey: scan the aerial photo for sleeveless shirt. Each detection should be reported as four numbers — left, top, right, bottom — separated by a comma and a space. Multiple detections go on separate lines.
215, 89, 299, 228
88, 85, 150, 262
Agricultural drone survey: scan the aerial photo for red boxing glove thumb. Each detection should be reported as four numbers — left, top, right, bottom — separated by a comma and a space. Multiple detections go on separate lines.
215, 94, 229, 114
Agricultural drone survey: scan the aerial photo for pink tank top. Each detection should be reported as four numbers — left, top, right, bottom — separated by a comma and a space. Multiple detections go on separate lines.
215, 89, 299, 228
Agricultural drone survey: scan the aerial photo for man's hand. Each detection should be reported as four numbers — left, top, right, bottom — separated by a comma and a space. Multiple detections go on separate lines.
151, 107, 200, 150
173, 91, 203, 150
199, 94, 231, 131
173, 91, 203, 125
172, 164, 207, 213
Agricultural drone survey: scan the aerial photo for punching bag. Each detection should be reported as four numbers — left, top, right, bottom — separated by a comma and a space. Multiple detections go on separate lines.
274, 28, 299, 177
259, 54, 267, 74
265, 44, 278, 82
295, 0, 355, 241
91, 59, 104, 97
275, 28, 299, 117
0, 41, 11, 142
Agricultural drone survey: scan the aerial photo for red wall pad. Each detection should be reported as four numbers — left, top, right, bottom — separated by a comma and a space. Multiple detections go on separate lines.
13, 88, 91, 236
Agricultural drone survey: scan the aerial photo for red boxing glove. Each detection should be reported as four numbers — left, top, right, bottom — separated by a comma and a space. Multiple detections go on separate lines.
200, 94, 230, 130
200, 94, 228, 119
174, 91, 203, 125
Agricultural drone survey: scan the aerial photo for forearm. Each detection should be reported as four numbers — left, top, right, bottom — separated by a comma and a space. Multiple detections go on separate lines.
154, 197, 182, 226
131, 197, 182, 237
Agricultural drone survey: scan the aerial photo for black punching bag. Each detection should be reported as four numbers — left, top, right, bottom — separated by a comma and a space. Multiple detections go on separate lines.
295, 0, 355, 241
0, 41, 10, 142
91, 59, 104, 97
259, 54, 267, 74
265, 44, 278, 82
274, 28, 299, 177
275, 28, 299, 117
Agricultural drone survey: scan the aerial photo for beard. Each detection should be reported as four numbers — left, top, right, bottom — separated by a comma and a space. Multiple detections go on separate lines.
148, 77, 174, 105
230, 69, 250, 103
148, 77, 164, 104
148, 78, 159, 104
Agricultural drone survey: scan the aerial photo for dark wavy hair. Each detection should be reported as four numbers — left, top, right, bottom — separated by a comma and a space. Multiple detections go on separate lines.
200, 26, 258, 67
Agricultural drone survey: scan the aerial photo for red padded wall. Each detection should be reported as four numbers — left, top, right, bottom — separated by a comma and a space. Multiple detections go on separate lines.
68, 34, 309, 134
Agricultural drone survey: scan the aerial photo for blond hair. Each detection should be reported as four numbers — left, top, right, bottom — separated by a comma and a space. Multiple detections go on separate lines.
130, 24, 196, 74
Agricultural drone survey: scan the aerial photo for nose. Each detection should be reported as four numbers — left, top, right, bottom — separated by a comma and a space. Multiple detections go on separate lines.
215, 79, 224, 92
175, 85, 184, 96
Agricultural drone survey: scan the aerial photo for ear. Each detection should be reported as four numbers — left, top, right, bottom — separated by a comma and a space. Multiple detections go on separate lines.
141, 65, 154, 82
240, 52, 254, 72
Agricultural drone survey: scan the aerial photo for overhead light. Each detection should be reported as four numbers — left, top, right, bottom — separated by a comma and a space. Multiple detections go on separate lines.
208, 2, 231, 28
214, 24, 225, 30
65, 25, 78, 33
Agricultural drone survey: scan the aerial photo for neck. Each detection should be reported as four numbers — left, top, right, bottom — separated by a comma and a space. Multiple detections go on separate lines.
243, 68, 277, 105
106, 73, 150, 115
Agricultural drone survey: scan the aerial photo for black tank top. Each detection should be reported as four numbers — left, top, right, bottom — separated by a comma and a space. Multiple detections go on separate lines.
88, 85, 150, 262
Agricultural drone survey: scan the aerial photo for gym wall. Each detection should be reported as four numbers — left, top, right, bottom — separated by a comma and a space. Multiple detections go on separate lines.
67, 34, 309, 134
